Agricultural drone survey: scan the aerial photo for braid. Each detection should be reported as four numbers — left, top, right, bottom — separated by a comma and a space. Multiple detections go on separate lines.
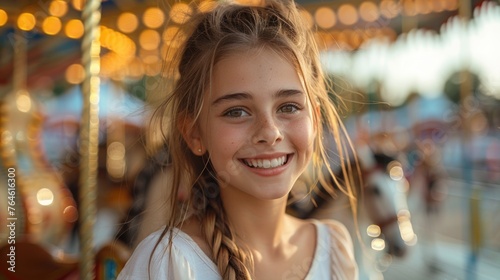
192, 178, 253, 280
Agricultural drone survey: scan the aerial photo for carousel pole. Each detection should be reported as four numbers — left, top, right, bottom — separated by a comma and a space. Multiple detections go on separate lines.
457, 1, 481, 279
79, 0, 101, 279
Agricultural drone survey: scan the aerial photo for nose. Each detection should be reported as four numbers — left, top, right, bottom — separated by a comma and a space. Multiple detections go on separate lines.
252, 115, 283, 145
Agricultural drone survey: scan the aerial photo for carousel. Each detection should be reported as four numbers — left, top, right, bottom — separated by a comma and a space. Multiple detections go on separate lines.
0, 0, 499, 280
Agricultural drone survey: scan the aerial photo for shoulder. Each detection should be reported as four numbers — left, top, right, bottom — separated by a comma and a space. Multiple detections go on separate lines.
118, 227, 220, 280
117, 228, 169, 279
317, 219, 359, 279
320, 219, 352, 244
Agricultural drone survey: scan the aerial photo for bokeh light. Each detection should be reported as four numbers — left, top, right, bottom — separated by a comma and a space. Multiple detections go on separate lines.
17, 12, 36, 31
42, 16, 62, 35
143, 7, 165, 29
117, 12, 139, 33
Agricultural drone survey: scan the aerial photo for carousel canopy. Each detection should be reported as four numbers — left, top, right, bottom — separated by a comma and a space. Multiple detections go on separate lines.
0, 0, 480, 97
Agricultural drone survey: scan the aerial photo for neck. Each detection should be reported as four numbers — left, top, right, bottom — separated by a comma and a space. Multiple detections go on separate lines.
220, 191, 290, 252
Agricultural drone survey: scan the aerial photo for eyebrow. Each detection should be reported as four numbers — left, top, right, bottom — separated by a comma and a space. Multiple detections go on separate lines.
211, 89, 304, 106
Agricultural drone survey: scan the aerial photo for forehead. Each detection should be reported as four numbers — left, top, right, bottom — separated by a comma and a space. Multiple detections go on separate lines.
207, 48, 304, 97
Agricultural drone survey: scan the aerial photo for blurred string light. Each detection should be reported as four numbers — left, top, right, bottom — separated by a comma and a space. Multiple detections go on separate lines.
315, 7, 336, 29
0, 9, 8, 26
65, 19, 84, 39
42, 16, 62, 35
397, 209, 417, 245
49, 0, 68, 17
139, 29, 161, 51
338, 4, 359, 25
170, 2, 193, 25
198, 1, 218, 13
143, 7, 164, 29
17, 12, 36, 31
359, 1, 379, 22
72, 0, 84, 11
321, 2, 500, 104
117, 12, 138, 33
37, 188, 54, 206
371, 238, 386, 251
66, 63, 85, 85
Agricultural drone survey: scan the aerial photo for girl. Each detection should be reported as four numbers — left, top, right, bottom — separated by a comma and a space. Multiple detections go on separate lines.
118, 0, 358, 279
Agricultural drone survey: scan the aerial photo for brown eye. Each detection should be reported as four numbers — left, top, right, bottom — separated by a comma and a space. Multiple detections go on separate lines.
223, 108, 249, 118
278, 103, 300, 114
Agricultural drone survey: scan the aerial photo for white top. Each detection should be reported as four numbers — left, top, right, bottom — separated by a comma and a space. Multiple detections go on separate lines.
117, 219, 357, 279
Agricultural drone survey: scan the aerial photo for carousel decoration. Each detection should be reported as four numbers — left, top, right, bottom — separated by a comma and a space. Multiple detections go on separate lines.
0, 27, 78, 280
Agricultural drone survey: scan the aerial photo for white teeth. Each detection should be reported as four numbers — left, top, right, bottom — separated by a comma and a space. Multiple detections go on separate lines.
244, 155, 287, 169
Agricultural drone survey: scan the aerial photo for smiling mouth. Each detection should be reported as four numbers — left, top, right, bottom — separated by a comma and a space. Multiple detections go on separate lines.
242, 155, 289, 169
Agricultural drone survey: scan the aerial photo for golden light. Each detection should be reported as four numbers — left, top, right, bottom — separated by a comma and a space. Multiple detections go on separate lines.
140, 49, 160, 64
65, 63, 85, 84
15, 131, 25, 142
359, 1, 380, 22
397, 213, 417, 245
49, 0, 68, 17
338, 4, 358, 26
143, 7, 165, 29
108, 141, 126, 160
117, 12, 138, 33
366, 224, 381, 237
170, 2, 193, 25
65, 19, 84, 39
72, 0, 84, 11
17, 12, 36, 31
16, 90, 32, 113
0, 9, 8, 27
139, 29, 161, 51
389, 165, 404, 180
63, 205, 79, 223
380, 0, 400, 19
107, 141, 126, 179
42, 16, 62, 35
198, 0, 217, 13
415, 0, 432, 14
403, 0, 417, 16
37, 188, 54, 206
371, 238, 386, 251
314, 7, 336, 29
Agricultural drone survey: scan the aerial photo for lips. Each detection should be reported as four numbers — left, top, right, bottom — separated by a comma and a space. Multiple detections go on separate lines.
242, 155, 288, 169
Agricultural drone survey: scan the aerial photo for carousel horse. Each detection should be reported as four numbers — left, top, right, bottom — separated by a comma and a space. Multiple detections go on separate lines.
0, 90, 79, 279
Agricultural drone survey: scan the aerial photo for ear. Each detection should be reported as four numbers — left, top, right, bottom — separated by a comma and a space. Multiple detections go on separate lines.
178, 116, 205, 156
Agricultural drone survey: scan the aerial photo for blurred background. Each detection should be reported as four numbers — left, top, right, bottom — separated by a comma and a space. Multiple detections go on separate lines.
0, 0, 499, 279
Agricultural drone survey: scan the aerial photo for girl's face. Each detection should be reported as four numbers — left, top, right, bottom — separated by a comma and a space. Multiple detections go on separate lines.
192, 48, 316, 201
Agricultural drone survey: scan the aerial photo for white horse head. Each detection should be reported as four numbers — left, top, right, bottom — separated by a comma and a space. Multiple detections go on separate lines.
360, 151, 415, 258
288, 143, 416, 259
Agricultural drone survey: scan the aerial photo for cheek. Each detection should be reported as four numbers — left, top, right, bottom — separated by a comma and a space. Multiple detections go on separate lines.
292, 118, 316, 152
203, 124, 246, 161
